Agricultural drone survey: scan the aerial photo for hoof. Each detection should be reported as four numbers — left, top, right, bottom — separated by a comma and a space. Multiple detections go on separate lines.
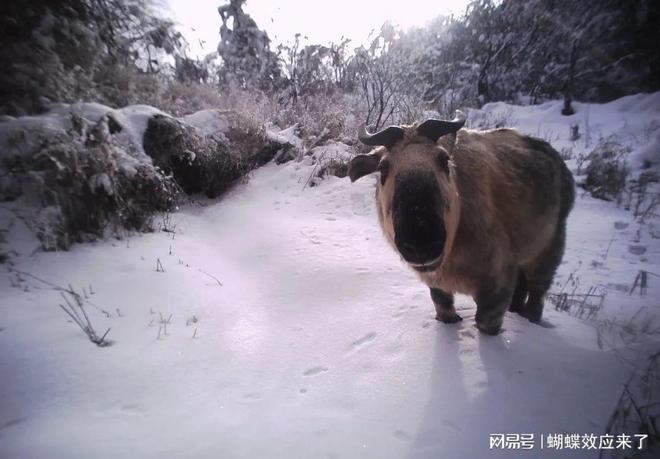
508, 304, 523, 313
476, 321, 502, 335
520, 309, 542, 324
436, 313, 463, 324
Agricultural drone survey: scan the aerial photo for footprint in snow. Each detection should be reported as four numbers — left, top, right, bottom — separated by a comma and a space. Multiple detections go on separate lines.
350, 332, 377, 349
442, 418, 462, 432
241, 392, 262, 402
460, 329, 475, 339
0, 418, 26, 432
392, 304, 417, 318
119, 403, 147, 415
303, 366, 328, 376
393, 430, 412, 441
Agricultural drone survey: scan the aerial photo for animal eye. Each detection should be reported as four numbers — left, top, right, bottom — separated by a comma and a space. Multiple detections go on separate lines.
378, 160, 390, 185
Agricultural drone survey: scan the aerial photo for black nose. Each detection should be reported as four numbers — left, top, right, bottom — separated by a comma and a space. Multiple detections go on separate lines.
395, 237, 444, 264
392, 170, 446, 265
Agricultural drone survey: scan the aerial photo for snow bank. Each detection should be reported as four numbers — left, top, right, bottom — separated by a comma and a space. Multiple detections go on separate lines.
0, 103, 177, 251
472, 91, 660, 173
0, 102, 304, 252
0, 102, 167, 159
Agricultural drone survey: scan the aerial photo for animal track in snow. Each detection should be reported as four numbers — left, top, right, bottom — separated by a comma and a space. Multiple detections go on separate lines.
241, 392, 262, 402
350, 332, 377, 349
119, 403, 147, 415
460, 329, 475, 339
354, 266, 371, 275
442, 418, 462, 432
393, 429, 412, 441
303, 366, 328, 376
392, 304, 418, 318
300, 230, 321, 245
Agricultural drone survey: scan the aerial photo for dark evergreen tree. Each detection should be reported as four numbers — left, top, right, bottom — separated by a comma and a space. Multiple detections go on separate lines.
0, 0, 184, 115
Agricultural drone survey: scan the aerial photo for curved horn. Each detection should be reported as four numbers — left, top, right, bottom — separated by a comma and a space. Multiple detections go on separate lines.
417, 110, 466, 142
358, 124, 405, 149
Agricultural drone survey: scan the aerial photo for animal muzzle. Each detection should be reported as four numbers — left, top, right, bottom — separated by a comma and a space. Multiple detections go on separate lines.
392, 173, 447, 268
394, 222, 445, 267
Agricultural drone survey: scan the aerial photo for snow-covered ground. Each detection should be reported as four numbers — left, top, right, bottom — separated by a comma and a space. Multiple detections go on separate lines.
1, 94, 659, 458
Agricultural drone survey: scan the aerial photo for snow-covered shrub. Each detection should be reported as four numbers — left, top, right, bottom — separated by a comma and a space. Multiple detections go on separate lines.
583, 138, 631, 202
467, 105, 515, 129
623, 171, 660, 221
222, 113, 286, 168
560, 147, 574, 160
292, 94, 356, 144
205, 88, 357, 153
602, 349, 660, 459
143, 114, 247, 198
143, 110, 293, 197
0, 113, 180, 250
307, 141, 356, 186
94, 65, 165, 109
213, 89, 280, 130
582, 135, 660, 223
148, 82, 226, 117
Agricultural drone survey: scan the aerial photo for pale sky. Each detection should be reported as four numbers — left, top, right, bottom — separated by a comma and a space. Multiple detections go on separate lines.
167, 0, 470, 58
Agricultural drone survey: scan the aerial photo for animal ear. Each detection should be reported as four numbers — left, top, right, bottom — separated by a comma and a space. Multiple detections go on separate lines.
348, 152, 381, 182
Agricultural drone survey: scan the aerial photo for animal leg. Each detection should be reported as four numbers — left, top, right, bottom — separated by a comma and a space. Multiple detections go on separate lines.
522, 226, 567, 323
508, 270, 528, 314
430, 288, 462, 323
475, 284, 514, 335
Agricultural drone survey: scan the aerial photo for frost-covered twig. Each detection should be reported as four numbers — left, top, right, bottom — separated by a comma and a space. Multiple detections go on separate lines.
599, 350, 660, 458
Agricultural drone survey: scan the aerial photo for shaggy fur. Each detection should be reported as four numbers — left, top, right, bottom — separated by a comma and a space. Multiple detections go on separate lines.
349, 125, 575, 334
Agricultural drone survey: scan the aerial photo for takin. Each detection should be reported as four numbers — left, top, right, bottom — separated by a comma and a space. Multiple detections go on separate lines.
348, 111, 575, 334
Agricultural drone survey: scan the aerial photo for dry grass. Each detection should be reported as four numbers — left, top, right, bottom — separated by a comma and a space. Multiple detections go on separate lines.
9, 269, 114, 347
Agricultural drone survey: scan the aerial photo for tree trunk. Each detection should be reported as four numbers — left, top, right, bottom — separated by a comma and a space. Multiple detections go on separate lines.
561, 40, 578, 116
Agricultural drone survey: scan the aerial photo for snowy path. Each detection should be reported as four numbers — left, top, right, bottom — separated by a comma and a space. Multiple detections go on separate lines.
0, 160, 649, 458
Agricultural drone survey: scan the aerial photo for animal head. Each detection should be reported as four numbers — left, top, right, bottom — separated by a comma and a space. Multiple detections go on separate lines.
348, 112, 465, 271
